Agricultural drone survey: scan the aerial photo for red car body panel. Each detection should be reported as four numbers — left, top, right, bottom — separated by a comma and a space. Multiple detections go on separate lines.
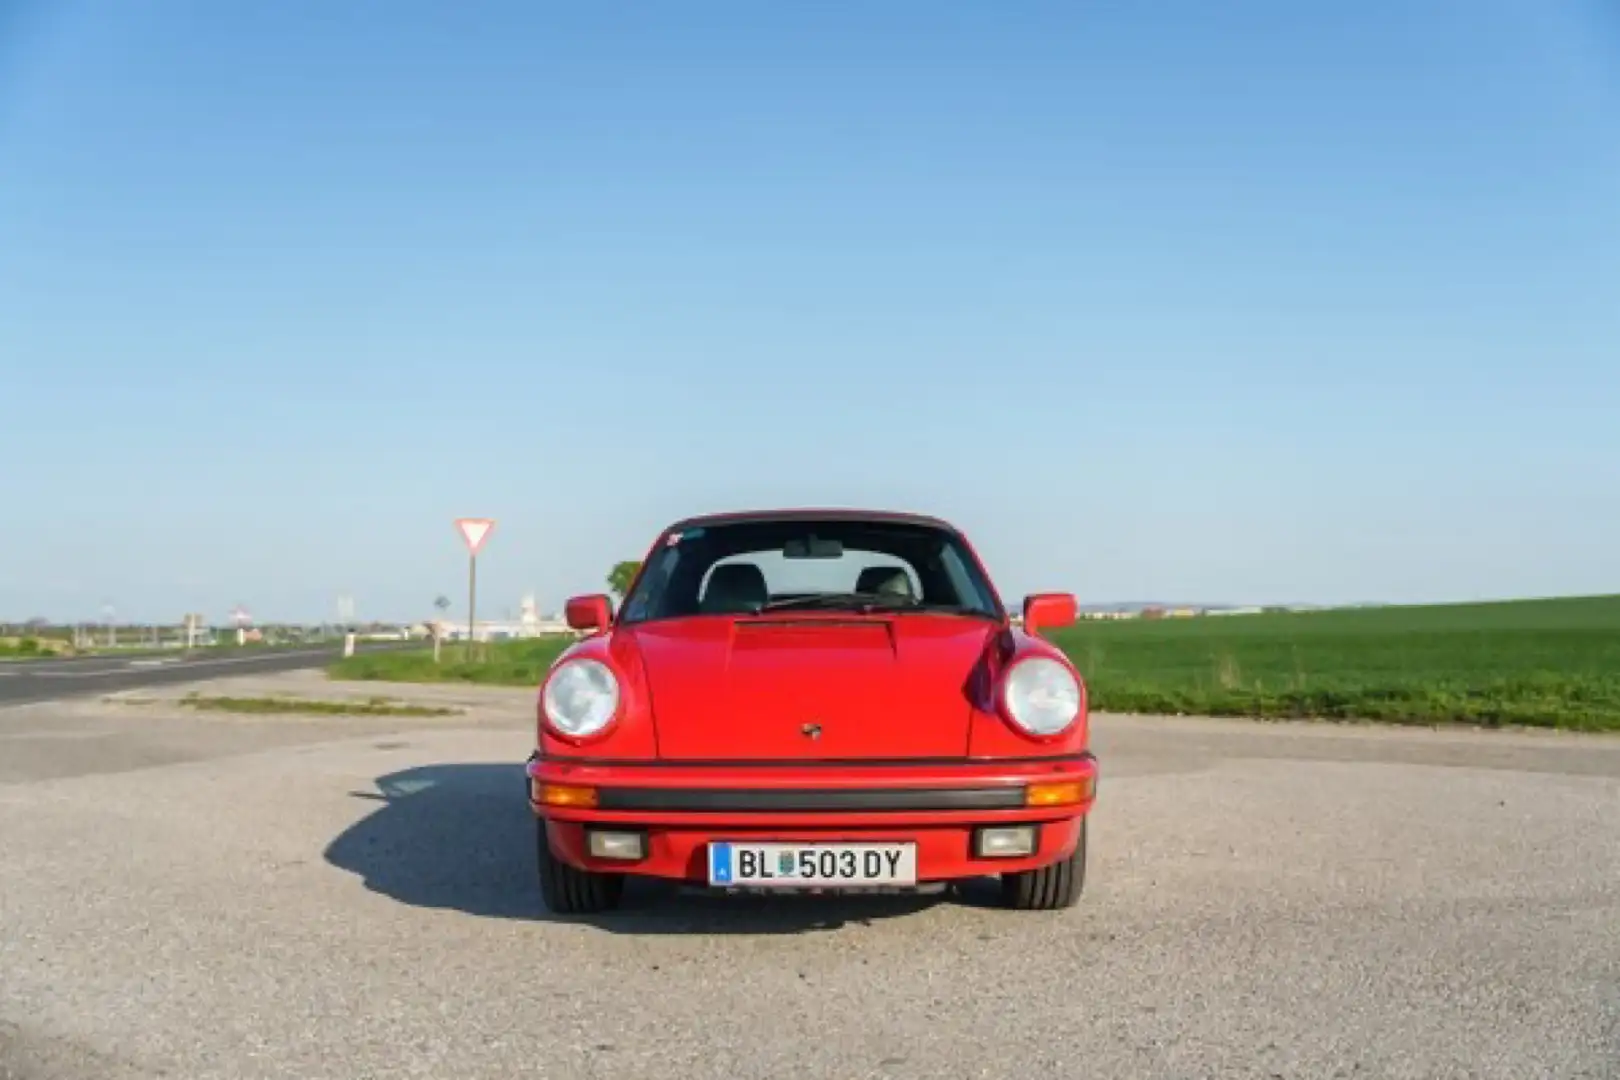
629, 615, 998, 760
530, 509, 1096, 892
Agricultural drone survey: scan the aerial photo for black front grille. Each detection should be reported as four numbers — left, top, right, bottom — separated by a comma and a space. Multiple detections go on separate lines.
595, 786, 1025, 813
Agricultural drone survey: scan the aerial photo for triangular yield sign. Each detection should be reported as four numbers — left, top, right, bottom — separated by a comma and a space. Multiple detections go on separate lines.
455, 518, 495, 555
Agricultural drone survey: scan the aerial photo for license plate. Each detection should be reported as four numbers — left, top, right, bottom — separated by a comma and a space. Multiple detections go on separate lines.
707, 842, 917, 888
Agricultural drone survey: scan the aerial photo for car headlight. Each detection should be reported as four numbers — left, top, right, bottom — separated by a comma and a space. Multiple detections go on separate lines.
542, 659, 620, 738
1002, 657, 1081, 736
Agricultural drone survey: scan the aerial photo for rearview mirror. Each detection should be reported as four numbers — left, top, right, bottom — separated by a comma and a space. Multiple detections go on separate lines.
564, 594, 613, 633
1022, 593, 1077, 637
783, 535, 844, 559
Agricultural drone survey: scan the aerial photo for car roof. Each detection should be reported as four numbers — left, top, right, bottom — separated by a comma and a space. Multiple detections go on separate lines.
664, 508, 961, 533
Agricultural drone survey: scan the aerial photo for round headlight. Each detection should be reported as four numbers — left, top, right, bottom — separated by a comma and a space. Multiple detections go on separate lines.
542, 659, 620, 738
1002, 657, 1081, 736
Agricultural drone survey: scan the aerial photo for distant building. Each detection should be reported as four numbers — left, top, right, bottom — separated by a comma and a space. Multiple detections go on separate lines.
433, 594, 572, 641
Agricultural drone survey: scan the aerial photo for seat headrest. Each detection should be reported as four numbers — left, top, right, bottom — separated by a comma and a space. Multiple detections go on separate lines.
855, 566, 915, 599
702, 562, 768, 614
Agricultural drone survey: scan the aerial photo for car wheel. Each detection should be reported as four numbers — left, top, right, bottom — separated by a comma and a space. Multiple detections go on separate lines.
536, 821, 624, 915
999, 818, 1087, 911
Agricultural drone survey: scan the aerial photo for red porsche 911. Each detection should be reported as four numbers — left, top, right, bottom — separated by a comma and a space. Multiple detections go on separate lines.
526, 509, 1098, 913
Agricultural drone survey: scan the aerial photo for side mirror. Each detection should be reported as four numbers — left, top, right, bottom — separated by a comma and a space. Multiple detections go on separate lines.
1022, 593, 1077, 637
564, 594, 613, 633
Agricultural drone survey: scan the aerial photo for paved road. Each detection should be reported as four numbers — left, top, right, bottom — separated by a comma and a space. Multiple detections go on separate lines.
2, 689, 1618, 1079
0, 646, 398, 708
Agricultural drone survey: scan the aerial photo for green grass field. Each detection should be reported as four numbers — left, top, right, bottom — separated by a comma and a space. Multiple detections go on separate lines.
326, 595, 1620, 731
0, 636, 74, 658
329, 640, 576, 685
1049, 594, 1620, 731
0, 636, 318, 659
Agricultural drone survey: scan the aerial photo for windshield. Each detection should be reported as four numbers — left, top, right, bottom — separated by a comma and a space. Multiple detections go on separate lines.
618, 518, 1004, 624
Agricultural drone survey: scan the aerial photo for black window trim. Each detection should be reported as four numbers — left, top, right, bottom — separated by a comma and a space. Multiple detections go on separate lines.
617, 516, 1008, 627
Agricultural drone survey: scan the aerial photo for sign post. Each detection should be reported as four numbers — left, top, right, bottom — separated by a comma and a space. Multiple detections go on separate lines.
455, 518, 495, 661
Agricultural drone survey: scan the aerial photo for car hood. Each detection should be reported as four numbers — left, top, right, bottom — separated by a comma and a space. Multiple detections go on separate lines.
626, 615, 998, 761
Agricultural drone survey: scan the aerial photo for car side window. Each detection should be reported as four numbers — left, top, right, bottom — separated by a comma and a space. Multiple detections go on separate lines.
937, 543, 995, 611
622, 546, 681, 622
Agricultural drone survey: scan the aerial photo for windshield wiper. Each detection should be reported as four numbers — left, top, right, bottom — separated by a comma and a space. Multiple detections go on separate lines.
907, 602, 997, 618
756, 592, 918, 613
753, 594, 996, 618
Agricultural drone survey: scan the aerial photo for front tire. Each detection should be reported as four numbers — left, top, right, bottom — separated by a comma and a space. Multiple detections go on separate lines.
999, 818, 1087, 911
536, 821, 624, 914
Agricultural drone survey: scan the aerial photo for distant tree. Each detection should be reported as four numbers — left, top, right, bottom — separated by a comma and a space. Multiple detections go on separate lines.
606, 560, 641, 598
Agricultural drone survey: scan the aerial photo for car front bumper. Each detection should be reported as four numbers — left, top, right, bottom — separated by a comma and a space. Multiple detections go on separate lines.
526, 752, 1098, 884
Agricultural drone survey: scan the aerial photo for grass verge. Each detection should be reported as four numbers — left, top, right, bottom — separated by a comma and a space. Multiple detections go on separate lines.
326, 596, 1620, 731
328, 638, 574, 686
0, 636, 74, 659
179, 692, 460, 718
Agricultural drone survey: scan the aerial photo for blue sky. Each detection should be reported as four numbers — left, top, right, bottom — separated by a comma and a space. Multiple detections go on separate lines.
2, 0, 1617, 623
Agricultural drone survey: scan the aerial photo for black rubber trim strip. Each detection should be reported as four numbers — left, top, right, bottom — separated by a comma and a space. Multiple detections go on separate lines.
540, 751, 1096, 769
596, 786, 1027, 813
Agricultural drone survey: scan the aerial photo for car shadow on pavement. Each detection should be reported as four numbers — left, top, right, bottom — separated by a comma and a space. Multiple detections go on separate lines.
323, 763, 963, 934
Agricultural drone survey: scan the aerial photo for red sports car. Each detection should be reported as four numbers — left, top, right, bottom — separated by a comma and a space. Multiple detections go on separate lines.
526, 509, 1097, 913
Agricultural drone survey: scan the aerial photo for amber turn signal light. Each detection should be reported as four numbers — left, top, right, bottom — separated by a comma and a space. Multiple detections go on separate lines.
1024, 778, 1094, 807
538, 783, 598, 808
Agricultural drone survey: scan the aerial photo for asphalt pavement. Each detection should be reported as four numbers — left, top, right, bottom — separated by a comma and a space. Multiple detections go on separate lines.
2, 682, 1618, 1079
0, 645, 398, 708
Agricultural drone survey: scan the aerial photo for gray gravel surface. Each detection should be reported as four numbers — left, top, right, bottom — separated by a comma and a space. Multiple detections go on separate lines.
2, 682, 1618, 1079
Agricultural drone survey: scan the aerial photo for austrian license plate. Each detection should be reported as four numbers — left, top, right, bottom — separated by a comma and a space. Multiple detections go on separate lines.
707, 842, 918, 888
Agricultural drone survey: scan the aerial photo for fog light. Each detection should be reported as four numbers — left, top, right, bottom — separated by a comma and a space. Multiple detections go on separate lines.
975, 826, 1038, 858
587, 830, 647, 861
